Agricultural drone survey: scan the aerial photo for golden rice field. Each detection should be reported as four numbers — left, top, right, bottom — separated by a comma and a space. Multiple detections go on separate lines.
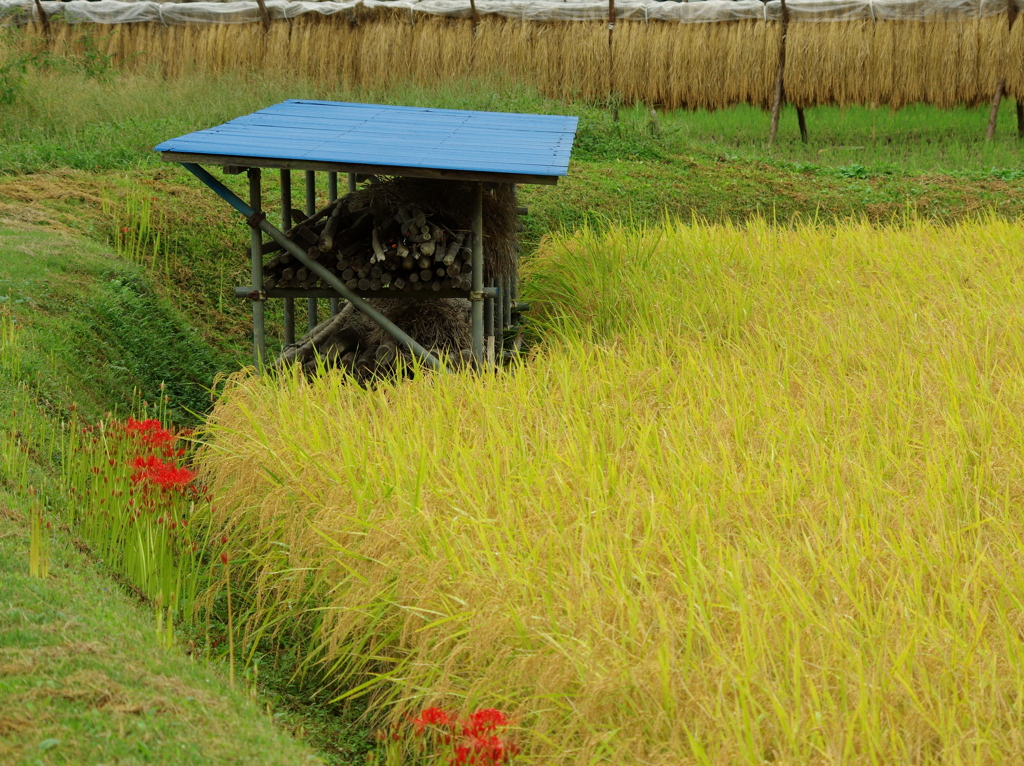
199, 217, 1024, 765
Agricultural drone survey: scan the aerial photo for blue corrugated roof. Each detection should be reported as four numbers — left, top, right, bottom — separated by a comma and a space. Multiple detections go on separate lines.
156, 100, 578, 181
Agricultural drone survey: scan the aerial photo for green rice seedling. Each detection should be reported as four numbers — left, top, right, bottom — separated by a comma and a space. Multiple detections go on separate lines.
101, 190, 179, 277
27, 487, 49, 579
0, 299, 20, 378
198, 216, 1024, 764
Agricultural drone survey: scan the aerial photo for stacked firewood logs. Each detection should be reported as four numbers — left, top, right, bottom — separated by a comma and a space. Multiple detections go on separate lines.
261, 193, 476, 294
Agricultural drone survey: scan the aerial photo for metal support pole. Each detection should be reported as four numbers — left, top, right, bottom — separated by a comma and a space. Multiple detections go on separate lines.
499, 274, 507, 327
484, 280, 495, 366
348, 173, 357, 193
182, 162, 445, 372
280, 169, 295, 346
305, 171, 318, 330
497, 276, 505, 358
511, 183, 520, 324
330, 298, 340, 315
470, 183, 484, 366
328, 171, 338, 202
249, 168, 265, 370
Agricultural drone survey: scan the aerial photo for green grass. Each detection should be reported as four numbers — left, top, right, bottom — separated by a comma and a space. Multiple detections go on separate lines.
646, 101, 1024, 174
0, 491, 324, 766
0, 224, 227, 423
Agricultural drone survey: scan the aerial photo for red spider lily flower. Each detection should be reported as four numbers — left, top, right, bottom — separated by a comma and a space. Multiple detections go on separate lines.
462, 709, 509, 738
130, 455, 197, 490
413, 706, 453, 735
123, 417, 176, 448
450, 735, 517, 765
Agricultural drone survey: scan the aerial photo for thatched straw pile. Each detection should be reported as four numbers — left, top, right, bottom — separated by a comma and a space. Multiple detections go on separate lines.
13, 6, 1024, 110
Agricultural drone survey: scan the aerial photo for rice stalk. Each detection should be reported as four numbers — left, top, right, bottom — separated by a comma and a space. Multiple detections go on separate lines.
198, 215, 1024, 765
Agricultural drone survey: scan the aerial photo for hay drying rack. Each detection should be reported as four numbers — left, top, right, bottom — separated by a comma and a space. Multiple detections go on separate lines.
156, 100, 578, 371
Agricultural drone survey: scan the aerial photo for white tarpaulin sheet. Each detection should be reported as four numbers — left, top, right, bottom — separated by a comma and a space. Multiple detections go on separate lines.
2, 0, 1022, 26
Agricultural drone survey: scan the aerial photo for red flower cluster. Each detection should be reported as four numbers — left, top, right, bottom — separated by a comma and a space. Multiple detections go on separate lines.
123, 417, 175, 448
452, 735, 517, 766
410, 706, 519, 765
131, 455, 197, 490
414, 706, 452, 735
462, 709, 509, 738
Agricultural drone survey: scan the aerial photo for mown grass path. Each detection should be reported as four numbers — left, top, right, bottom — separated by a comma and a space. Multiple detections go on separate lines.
0, 496, 321, 765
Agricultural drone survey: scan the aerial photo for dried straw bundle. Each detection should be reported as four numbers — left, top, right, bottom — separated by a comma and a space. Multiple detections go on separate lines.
786, 16, 1005, 109
1003, 15, 1024, 99
16, 13, 1014, 110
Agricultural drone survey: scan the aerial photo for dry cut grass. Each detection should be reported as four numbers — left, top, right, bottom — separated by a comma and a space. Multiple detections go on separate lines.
198, 217, 1024, 765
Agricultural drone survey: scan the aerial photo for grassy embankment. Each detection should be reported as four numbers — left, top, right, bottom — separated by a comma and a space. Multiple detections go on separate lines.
199, 217, 1024, 765
0, 226, 332, 764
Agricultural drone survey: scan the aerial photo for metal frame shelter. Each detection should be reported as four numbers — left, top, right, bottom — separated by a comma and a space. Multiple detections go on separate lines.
155, 100, 578, 371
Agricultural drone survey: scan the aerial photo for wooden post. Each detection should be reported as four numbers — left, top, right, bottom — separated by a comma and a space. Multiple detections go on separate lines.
33, 0, 50, 41
469, 0, 479, 35
987, 80, 1006, 141
280, 169, 295, 346
797, 107, 808, 143
255, 0, 271, 31
249, 168, 265, 370
608, 0, 618, 121
305, 171, 317, 331
484, 278, 495, 366
1007, 1, 1021, 139
471, 183, 484, 366
769, 0, 790, 146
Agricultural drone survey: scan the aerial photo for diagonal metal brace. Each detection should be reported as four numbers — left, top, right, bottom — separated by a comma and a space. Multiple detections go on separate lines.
181, 162, 447, 373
